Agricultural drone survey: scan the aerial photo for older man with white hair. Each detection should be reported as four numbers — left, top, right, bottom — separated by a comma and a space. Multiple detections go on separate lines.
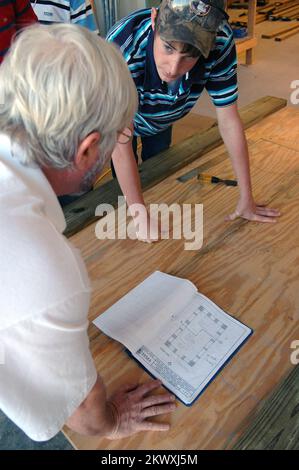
0, 24, 175, 442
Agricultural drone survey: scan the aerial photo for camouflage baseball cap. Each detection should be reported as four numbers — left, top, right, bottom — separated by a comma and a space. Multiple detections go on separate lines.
156, 1, 228, 58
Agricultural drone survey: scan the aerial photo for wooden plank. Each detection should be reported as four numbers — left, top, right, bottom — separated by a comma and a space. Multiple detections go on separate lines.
235, 1, 298, 23
245, 106, 299, 151
63, 96, 287, 237
270, 9, 299, 20
64, 107, 299, 450
233, 366, 299, 450
271, 5, 299, 17
236, 36, 258, 55
257, 2, 286, 14
275, 27, 299, 41
262, 24, 299, 39
172, 114, 217, 146
231, 1, 258, 63
246, 0, 257, 64
257, 0, 297, 13
256, 15, 267, 24
270, 2, 299, 15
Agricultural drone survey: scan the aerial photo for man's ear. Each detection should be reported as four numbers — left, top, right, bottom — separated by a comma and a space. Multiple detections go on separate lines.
74, 131, 100, 171
151, 7, 158, 31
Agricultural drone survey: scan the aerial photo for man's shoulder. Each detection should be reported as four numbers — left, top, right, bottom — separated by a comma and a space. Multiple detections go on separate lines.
0, 203, 90, 328
214, 22, 235, 50
205, 22, 236, 65
106, 8, 152, 47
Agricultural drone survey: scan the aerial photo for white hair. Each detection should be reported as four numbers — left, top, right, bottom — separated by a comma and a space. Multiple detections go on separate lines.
0, 24, 137, 169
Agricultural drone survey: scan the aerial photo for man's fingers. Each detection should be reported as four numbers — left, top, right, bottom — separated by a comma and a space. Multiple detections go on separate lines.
252, 214, 277, 223
137, 236, 154, 244
142, 393, 176, 409
141, 402, 176, 419
138, 421, 171, 432
137, 232, 159, 243
256, 207, 281, 217
133, 380, 163, 398
226, 208, 280, 223
118, 382, 140, 393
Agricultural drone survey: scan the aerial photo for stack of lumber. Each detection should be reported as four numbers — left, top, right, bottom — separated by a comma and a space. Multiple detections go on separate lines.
262, 22, 299, 40
231, 0, 299, 25
230, 1, 299, 41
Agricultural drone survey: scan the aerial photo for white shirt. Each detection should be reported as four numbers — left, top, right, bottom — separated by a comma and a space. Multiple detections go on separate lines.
0, 135, 97, 441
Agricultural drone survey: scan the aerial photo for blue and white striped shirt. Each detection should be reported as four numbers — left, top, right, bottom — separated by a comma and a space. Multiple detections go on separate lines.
31, 0, 97, 31
107, 9, 238, 137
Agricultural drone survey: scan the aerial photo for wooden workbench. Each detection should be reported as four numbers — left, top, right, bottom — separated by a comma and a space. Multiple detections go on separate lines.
233, 0, 257, 64
64, 106, 299, 450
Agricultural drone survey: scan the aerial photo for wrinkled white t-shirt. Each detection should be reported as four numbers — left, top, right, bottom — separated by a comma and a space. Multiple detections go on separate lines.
0, 134, 97, 441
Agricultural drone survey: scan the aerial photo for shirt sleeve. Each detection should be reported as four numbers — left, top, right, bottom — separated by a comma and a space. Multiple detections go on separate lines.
106, 10, 145, 53
15, 0, 38, 30
70, 0, 97, 31
205, 25, 239, 108
0, 291, 97, 441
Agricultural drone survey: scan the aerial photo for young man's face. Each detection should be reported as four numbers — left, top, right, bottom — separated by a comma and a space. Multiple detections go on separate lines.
153, 33, 200, 83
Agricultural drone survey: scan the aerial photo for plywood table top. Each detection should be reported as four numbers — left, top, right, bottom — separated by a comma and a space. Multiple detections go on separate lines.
64, 107, 299, 450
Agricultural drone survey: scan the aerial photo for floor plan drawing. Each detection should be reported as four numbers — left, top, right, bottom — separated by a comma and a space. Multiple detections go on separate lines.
164, 305, 228, 368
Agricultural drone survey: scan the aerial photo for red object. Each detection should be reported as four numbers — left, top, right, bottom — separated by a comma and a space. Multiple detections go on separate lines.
0, 0, 37, 64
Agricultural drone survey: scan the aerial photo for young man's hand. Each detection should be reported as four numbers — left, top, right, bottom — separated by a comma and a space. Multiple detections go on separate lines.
137, 215, 160, 243
226, 198, 281, 223
132, 211, 161, 243
106, 380, 176, 440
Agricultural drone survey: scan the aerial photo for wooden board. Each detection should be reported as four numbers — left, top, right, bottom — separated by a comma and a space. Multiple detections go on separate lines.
233, 366, 299, 450
275, 28, 299, 41
236, 36, 258, 55
262, 24, 299, 39
245, 106, 299, 152
231, 0, 257, 64
172, 113, 216, 146
63, 106, 299, 450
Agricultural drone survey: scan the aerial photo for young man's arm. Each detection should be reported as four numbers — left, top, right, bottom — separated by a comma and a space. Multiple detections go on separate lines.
112, 141, 145, 209
66, 375, 176, 439
216, 103, 280, 223
112, 142, 160, 242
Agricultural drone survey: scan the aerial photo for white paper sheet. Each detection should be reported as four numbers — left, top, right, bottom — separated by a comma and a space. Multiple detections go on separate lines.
94, 271, 252, 405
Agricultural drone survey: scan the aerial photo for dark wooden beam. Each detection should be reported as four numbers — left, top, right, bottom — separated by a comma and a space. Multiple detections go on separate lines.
233, 366, 299, 450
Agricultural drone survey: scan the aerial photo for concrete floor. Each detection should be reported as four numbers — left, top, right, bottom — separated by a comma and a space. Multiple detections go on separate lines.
0, 412, 73, 450
194, 19, 299, 117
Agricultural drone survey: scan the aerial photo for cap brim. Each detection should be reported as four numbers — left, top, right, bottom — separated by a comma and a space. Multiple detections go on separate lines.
158, 24, 215, 59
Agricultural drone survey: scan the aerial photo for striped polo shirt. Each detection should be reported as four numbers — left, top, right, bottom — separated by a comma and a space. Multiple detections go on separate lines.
31, 0, 97, 31
0, 0, 37, 64
107, 9, 238, 137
